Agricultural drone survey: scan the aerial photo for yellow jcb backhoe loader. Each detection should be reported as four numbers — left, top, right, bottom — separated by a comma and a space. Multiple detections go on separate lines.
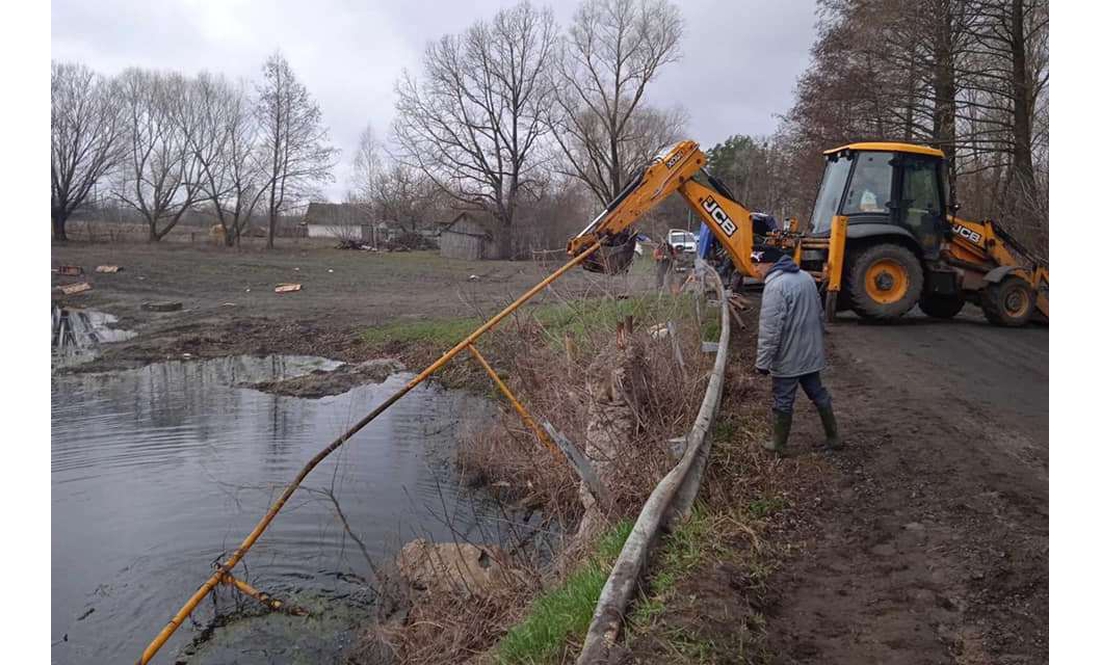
567, 140, 1049, 327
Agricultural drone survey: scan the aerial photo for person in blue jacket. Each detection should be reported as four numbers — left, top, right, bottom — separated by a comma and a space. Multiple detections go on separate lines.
754, 254, 842, 453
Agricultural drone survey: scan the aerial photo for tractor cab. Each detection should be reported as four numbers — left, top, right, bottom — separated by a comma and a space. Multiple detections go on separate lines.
808, 142, 950, 260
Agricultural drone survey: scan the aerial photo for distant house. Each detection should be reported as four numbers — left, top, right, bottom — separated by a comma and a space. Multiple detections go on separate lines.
439, 212, 503, 260
302, 202, 412, 245
303, 202, 367, 239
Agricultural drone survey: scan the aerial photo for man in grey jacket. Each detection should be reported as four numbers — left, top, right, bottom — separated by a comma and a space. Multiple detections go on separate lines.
755, 254, 842, 453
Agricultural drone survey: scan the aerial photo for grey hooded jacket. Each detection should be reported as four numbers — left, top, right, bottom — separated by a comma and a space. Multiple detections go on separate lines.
755, 255, 826, 378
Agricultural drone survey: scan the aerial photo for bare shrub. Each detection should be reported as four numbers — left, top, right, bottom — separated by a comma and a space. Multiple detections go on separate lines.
455, 289, 710, 528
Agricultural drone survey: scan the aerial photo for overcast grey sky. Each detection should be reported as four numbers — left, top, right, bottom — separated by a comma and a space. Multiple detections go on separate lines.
51, 0, 817, 200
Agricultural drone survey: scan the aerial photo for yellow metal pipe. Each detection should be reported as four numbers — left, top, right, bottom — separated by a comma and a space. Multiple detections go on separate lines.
220, 573, 305, 615
467, 344, 562, 460
136, 242, 602, 664
221, 573, 265, 599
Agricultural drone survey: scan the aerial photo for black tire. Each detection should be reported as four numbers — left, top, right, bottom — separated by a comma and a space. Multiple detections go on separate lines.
918, 293, 966, 319
845, 243, 924, 321
980, 276, 1036, 327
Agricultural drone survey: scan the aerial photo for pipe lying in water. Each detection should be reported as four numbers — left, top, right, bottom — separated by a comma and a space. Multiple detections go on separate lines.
220, 573, 306, 616
136, 242, 603, 664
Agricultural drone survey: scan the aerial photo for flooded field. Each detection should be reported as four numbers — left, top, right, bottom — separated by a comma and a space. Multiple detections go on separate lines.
51, 355, 528, 664
52, 306, 136, 368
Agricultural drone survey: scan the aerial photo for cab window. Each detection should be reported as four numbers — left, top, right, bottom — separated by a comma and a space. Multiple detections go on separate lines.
898, 156, 943, 228
842, 151, 893, 215
809, 153, 852, 234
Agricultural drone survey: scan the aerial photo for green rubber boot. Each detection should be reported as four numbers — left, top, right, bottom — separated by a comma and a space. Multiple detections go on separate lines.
762, 410, 792, 454
817, 404, 843, 450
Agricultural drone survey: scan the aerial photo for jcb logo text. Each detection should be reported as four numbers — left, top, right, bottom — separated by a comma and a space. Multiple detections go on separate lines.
703, 196, 737, 237
952, 224, 982, 244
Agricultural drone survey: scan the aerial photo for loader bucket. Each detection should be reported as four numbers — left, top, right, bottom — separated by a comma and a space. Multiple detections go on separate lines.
583, 232, 638, 274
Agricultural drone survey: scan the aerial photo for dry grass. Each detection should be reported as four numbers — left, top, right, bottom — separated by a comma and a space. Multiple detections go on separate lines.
376, 521, 634, 665
379, 581, 533, 665
381, 287, 720, 664
455, 291, 713, 526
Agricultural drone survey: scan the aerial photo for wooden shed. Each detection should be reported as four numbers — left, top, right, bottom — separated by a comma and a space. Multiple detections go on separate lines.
439, 212, 501, 260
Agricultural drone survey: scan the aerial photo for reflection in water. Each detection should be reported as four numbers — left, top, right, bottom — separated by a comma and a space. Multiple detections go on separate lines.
51, 356, 528, 664
52, 306, 136, 368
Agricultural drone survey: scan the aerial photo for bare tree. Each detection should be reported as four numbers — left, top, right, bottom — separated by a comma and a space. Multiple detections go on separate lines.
256, 51, 337, 248
184, 73, 268, 246
112, 68, 205, 241
351, 124, 383, 211
351, 127, 444, 233
962, 0, 1047, 198
375, 164, 446, 233
393, 1, 557, 258
552, 0, 685, 204
51, 62, 124, 241
773, 0, 1047, 255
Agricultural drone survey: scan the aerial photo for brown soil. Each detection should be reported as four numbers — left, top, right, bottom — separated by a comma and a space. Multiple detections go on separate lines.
51, 240, 650, 374
627, 302, 1048, 664
764, 309, 1047, 664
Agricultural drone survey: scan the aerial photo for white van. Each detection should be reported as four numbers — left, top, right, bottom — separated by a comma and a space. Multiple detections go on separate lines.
667, 229, 697, 253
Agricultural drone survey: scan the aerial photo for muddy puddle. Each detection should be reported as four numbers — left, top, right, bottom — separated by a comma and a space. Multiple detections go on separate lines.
52, 355, 537, 664
52, 305, 136, 368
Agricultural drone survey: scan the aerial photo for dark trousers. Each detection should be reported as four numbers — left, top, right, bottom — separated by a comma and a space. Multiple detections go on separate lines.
655, 260, 670, 288
772, 371, 832, 415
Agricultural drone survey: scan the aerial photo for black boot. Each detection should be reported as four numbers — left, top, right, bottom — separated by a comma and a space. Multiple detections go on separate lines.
762, 410, 792, 454
817, 404, 843, 450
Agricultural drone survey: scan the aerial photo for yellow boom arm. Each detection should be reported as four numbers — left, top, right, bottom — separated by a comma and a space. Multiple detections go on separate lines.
567, 140, 760, 278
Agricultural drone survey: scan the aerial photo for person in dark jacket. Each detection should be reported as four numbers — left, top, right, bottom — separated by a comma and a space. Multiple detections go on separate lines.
754, 254, 842, 453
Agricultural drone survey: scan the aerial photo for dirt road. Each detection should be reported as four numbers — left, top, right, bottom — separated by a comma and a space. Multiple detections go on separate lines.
765, 305, 1048, 663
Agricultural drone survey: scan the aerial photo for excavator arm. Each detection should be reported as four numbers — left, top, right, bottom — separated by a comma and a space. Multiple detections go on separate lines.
567, 140, 760, 278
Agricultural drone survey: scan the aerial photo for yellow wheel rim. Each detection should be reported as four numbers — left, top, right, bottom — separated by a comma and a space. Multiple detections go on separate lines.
864, 258, 909, 304
1003, 285, 1031, 317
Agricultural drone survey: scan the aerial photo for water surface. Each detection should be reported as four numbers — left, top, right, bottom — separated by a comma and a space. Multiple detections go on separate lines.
52, 306, 136, 368
52, 355, 518, 664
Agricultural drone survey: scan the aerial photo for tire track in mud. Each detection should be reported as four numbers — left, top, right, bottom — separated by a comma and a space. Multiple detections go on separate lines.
765, 309, 1047, 664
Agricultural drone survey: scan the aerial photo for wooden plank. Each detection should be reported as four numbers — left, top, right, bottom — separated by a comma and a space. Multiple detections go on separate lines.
542, 421, 612, 514
666, 320, 687, 379
275, 283, 302, 293
59, 282, 92, 295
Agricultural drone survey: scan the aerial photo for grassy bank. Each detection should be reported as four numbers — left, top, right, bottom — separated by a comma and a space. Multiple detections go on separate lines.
494, 520, 634, 664
618, 343, 833, 663
357, 292, 698, 350
356, 291, 705, 393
